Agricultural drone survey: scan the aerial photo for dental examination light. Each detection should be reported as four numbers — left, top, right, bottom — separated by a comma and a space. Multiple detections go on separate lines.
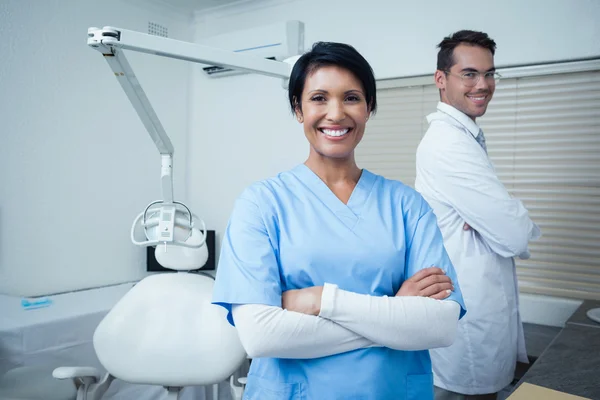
49, 24, 304, 400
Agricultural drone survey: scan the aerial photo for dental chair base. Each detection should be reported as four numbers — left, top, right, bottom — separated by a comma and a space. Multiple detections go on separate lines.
53, 367, 114, 400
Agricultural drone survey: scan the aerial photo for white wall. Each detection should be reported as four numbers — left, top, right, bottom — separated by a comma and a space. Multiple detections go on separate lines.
187, 0, 600, 259
0, 0, 193, 296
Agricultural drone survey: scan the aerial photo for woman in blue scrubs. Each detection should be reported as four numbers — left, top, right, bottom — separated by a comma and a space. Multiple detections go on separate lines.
212, 42, 466, 400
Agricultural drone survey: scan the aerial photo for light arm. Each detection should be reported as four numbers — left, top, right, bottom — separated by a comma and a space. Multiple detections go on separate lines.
86, 27, 291, 151
87, 26, 291, 201
88, 27, 176, 202
87, 26, 295, 252
88, 27, 291, 78
86, 27, 293, 99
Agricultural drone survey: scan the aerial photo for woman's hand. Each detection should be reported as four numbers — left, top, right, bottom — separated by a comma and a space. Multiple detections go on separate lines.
396, 267, 453, 300
282, 286, 324, 316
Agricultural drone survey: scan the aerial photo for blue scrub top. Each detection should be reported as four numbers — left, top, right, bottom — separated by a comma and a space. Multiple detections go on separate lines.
213, 164, 466, 400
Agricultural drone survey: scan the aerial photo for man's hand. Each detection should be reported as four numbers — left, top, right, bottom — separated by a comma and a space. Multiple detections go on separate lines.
282, 286, 323, 316
396, 267, 453, 300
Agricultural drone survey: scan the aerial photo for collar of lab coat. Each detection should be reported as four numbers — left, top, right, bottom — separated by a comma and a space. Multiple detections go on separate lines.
429, 102, 481, 139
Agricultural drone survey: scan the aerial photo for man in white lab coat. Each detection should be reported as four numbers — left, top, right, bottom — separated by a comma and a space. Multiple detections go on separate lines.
415, 30, 541, 400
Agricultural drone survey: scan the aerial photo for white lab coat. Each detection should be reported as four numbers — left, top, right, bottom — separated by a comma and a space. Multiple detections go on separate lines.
415, 102, 541, 395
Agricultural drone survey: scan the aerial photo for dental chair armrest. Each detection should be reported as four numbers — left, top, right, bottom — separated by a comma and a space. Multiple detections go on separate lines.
53, 367, 102, 382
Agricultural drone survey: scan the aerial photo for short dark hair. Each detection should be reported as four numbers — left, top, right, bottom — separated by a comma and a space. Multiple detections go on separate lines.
436, 30, 497, 71
288, 42, 377, 115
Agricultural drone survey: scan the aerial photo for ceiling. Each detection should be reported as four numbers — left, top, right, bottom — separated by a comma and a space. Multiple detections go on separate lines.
158, 0, 247, 13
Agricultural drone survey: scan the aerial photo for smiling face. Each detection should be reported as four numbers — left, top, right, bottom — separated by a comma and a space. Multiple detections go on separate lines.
435, 44, 496, 121
296, 65, 371, 161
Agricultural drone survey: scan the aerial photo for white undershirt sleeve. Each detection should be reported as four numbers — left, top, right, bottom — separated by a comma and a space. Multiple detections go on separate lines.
232, 285, 460, 359
319, 284, 461, 351
231, 304, 378, 359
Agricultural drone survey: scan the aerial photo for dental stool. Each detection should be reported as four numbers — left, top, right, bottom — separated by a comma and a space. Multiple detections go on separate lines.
0, 365, 77, 400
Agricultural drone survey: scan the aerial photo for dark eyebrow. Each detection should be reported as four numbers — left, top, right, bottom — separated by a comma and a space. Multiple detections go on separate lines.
460, 67, 496, 73
307, 89, 364, 95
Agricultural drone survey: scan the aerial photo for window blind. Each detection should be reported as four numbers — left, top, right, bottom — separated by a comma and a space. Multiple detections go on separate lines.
356, 62, 600, 300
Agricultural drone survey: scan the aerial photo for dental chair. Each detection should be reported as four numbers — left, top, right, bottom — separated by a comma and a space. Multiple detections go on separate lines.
53, 266, 247, 400
50, 180, 247, 400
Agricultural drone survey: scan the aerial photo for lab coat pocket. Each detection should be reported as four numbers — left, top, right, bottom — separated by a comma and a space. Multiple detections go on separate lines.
406, 373, 434, 400
243, 374, 304, 400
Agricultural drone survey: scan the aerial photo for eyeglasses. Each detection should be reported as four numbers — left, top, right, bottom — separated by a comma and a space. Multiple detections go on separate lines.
444, 70, 502, 87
